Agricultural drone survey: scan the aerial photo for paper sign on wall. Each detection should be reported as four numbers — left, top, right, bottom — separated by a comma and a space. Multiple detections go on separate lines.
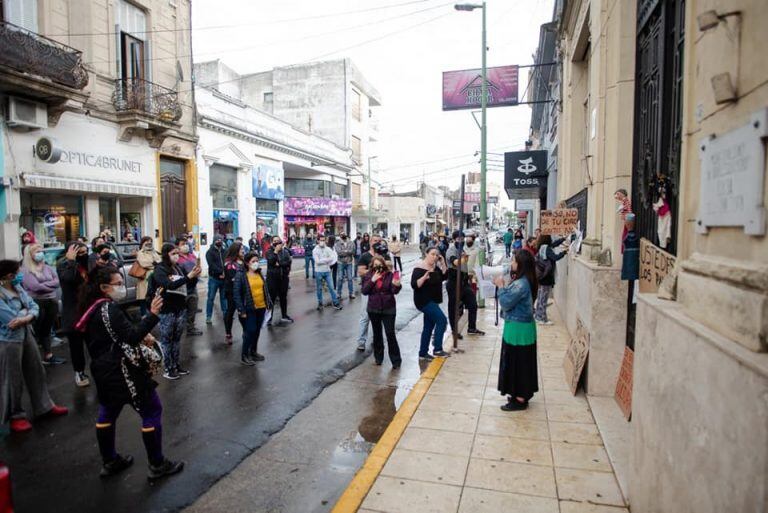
563, 317, 589, 395
541, 209, 579, 236
614, 346, 634, 420
639, 238, 676, 294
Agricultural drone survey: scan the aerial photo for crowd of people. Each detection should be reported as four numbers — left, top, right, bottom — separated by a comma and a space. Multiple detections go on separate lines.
1, 220, 574, 481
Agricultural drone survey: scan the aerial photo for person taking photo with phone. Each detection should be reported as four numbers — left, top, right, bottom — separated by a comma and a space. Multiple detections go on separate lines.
361, 255, 402, 368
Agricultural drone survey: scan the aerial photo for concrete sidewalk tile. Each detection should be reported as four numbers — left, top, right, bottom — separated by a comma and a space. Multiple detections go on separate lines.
476, 415, 550, 441
544, 389, 588, 405
554, 467, 625, 507
465, 458, 557, 498
398, 427, 474, 457
546, 403, 595, 424
433, 371, 490, 386
418, 394, 483, 415
552, 442, 613, 472
548, 421, 604, 445
539, 366, 565, 379
381, 448, 468, 486
471, 433, 553, 466
410, 409, 478, 434
428, 382, 486, 399
458, 487, 559, 513
441, 361, 492, 374
480, 399, 547, 421
559, 500, 630, 512
538, 351, 564, 368
483, 386, 506, 401
542, 375, 570, 391
361, 476, 462, 513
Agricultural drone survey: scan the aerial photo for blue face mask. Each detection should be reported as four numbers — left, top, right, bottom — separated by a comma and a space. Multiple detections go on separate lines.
33, 252, 45, 263
11, 272, 23, 286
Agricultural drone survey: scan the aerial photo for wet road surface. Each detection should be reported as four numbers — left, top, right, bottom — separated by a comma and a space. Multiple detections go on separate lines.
2, 252, 424, 513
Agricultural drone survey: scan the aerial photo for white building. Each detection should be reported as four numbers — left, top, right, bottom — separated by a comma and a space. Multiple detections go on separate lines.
378, 194, 425, 243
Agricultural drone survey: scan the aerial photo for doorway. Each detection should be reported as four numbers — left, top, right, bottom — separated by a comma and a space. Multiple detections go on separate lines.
160, 157, 187, 242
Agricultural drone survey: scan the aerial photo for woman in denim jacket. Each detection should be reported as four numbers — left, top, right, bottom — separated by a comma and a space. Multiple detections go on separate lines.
0, 259, 68, 433
493, 250, 539, 411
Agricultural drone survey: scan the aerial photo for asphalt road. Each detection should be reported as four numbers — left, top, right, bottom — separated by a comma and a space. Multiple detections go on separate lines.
2, 251, 423, 513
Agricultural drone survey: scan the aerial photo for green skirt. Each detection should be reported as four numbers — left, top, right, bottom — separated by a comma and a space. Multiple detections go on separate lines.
502, 320, 537, 346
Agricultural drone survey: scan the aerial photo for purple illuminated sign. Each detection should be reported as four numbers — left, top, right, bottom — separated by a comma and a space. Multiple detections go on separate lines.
284, 197, 352, 217
442, 65, 519, 111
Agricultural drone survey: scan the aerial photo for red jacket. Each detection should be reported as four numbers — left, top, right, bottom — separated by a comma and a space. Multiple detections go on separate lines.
361, 271, 401, 313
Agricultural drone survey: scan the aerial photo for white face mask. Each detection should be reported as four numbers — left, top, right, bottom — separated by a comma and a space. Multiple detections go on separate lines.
107, 285, 127, 301
249, 262, 261, 271
318, 241, 326, 248
170, 254, 180, 264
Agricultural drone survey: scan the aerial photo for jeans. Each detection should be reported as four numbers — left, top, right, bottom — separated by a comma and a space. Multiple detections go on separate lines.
224, 290, 236, 336
305, 256, 315, 278
315, 271, 339, 306
336, 262, 355, 297
242, 308, 266, 357
369, 311, 402, 365
505, 244, 512, 257
331, 263, 338, 289
534, 285, 553, 322
417, 301, 447, 356
33, 298, 58, 355
96, 390, 163, 466
447, 282, 478, 332
393, 256, 403, 272
158, 311, 187, 372
358, 294, 369, 343
206, 277, 227, 319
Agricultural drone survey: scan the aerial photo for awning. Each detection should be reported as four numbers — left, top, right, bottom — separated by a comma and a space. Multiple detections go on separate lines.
22, 173, 156, 197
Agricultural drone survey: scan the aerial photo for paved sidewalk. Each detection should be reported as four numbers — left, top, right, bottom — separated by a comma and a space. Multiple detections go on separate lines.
351, 307, 629, 513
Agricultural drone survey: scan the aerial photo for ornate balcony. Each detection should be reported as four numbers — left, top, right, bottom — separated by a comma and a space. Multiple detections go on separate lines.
112, 78, 183, 146
0, 20, 88, 90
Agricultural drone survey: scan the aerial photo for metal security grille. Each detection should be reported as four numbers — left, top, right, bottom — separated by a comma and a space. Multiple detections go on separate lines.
565, 188, 588, 240
631, 0, 685, 256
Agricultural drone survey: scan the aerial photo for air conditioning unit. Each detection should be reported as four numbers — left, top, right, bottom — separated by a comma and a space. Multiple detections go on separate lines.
7, 97, 47, 129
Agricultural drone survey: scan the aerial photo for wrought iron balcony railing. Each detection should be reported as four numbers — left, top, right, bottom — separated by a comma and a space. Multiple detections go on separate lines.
112, 78, 183, 122
0, 20, 88, 89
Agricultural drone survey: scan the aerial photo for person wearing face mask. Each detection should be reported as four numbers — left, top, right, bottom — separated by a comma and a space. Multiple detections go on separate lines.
233, 252, 272, 365
176, 237, 202, 337
312, 235, 343, 311
152, 243, 201, 380
0, 259, 69, 433
356, 235, 391, 351
303, 234, 316, 280
205, 235, 228, 325
334, 232, 356, 300
57, 241, 92, 387
361, 255, 402, 368
223, 242, 246, 344
21, 243, 65, 365
136, 236, 161, 315
446, 231, 484, 339
75, 266, 184, 480
89, 244, 117, 273
389, 235, 403, 273
266, 237, 293, 324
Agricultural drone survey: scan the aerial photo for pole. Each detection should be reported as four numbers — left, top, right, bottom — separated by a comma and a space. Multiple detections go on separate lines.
367, 156, 373, 233
453, 174, 466, 351
478, 1, 488, 307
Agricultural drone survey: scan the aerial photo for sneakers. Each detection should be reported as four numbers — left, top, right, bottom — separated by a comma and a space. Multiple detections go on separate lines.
281, 316, 295, 323
176, 367, 190, 376
75, 372, 91, 387
100, 454, 134, 478
147, 459, 185, 481
500, 399, 528, 411
392, 362, 401, 369
432, 350, 451, 358
467, 328, 486, 336
250, 352, 265, 362
205, 317, 213, 325
43, 355, 67, 365
162, 370, 180, 380
356, 341, 366, 352
240, 356, 255, 366
187, 327, 203, 336
10, 418, 32, 432
418, 354, 435, 361
316, 304, 324, 311
332, 303, 343, 311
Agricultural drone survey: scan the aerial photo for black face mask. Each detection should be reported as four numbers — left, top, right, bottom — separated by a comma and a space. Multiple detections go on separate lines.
215, 241, 223, 247
373, 243, 385, 254
76, 253, 88, 266
100, 253, 111, 261
466, 240, 474, 247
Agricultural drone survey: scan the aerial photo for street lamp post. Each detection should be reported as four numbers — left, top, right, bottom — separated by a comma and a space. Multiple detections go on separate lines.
456, 1, 487, 305
368, 155, 378, 233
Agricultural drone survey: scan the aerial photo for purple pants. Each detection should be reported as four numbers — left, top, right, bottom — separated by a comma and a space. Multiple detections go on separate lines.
96, 390, 164, 465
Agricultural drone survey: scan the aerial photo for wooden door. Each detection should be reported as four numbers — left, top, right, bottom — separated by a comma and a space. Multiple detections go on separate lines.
160, 174, 186, 242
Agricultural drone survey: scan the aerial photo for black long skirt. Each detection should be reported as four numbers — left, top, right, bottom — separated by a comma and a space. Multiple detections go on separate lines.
497, 342, 539, 401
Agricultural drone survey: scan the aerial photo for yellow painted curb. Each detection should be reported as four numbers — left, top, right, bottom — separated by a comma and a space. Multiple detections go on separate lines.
331, 357, 446, 513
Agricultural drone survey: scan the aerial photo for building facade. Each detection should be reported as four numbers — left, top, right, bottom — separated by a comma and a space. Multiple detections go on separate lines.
0, 0, 197, 259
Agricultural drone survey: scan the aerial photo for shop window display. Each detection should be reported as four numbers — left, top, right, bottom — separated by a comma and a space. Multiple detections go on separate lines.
20, 192, 82, 249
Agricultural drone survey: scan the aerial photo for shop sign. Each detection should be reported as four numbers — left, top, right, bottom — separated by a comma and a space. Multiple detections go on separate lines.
540, 209, 579, 236
639, 238, 676, 294
563, 317, 589, 395
516, 199, 537, 210
252, 164, 285, 200
284, 197, 351, 217
614, 346, 634, 420
426, 204, 437, 216
504, 150, 548, 200
35, 136, 143, 172
443, 65, 519, 111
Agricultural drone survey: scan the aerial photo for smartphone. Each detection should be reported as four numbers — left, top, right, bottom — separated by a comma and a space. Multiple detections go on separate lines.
393, 271, 401, 281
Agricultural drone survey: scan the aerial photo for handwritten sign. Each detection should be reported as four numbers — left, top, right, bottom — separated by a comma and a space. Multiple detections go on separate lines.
639, 238, 676, 293
614, 347, 634, 420
563, 317, 589, 395
541, 209, 579, 236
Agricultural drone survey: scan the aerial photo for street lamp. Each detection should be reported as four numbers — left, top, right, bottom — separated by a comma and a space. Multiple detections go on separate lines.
456, 1, 488, 304
368, 155, 378, 233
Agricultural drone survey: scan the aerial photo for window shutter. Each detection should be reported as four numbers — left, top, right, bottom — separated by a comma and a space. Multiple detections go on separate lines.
5, 0, 38, 32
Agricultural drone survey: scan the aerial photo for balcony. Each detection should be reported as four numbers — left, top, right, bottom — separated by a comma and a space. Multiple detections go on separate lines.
0, 20, 89, 117
112, 78, 183, 146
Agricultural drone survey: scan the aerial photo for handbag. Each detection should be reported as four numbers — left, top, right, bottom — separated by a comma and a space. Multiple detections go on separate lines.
100, 302, 163, 376
129, 261, 148, 279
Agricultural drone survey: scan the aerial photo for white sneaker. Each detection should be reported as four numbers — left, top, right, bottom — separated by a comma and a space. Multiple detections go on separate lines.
75, 372, 91, 387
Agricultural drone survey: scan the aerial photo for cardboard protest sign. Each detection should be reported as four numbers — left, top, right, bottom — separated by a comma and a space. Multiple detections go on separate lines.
614, 346, 634, 420
563, 317, 589, 395
639, 238, 676, 294
541, 209, 579, 236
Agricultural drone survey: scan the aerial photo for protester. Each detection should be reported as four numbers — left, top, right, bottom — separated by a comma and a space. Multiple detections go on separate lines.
327, 234, 338, 288
437, 235, 449, 258
360, 233, 371, 254
303, 235, 316, 279
205, 235, 227, 324
513, 229, 524, 250
356, 235, 391, 351
354, 234, 363, 268
503, 228, 514, 257
57, 241, 92, 387
411, 247, 451, 360
233, 252, 271, 365
88, 241, 117, 273
464, 233, 481, 275
21, 244, 65, 365
389, 235, 403, 273
312, 235, 343, 311
419, 231, 428, 257
523, 236, 538, 256
75, 266, 183, 480
152, 243, 201, 380
0, 259, 69, 433
534, 234, 569, 325
176, 237, 202, 337
361, 255, 402, 367
135, 237, 161, 316
493, 250, 539, 411
445, 231, 484, 339
266, 236, 293, 324
334, 232, 356, 300
248, 232, 260, 253
223, 242, 245, 344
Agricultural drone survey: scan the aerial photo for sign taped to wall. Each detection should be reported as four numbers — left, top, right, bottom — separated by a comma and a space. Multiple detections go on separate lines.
639, 238, 676, 294
541, 209, 579, 236
563, 317, 589, 395
614, 346, 633, 420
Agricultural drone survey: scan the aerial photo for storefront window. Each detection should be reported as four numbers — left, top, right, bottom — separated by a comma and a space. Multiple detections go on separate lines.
332, 182, 348, 198
20, 192, 82, 249
285, 179, 329, 198
210, 164, 238, 209
119, 197, 145, 242
99, 198, 118, 238
213, 209, 239, 240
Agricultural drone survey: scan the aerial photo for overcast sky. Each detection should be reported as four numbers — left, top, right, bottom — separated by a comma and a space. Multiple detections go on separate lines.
191, 0, 554, 195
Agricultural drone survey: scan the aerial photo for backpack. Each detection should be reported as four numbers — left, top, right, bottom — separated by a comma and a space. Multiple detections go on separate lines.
535, 251, 553, 280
